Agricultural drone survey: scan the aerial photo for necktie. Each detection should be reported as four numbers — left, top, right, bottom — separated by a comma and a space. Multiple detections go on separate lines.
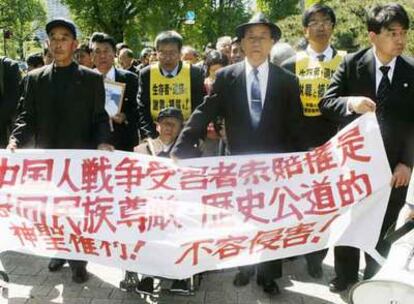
250, 68, 262, 128
317, 54, 325, 62
376, 66, 391, 120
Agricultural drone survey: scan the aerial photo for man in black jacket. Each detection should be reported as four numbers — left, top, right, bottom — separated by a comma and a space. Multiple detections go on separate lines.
282, 3, 344, 280
172, 13, 302, 295
8, 18, 113, 284
90, 32, 140, 151
0, 56, 21, 147
320, 3, 414, 292
137, 30, 204, 139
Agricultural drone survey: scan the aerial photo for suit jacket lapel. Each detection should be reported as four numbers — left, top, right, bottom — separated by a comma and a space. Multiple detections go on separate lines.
259, 63, 278, 129
356, 48, 376, 100
391, 56, 408, 93
232, 62, 252, 130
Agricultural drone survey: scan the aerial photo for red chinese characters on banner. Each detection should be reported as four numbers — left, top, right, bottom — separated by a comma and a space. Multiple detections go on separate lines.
21, 159, 54, 183
175, 220, 336, 266
81, 157, 113, 193
10, 219, 146, 261
180, 166, 208, 190
208, 161, 238, 189
114, 157, 146, 193
146, 161, 176, 190
304, 142, 337, 174
117, 195, 183, 233
0, 158, 20, 187
57, 159, 80, 192
201, 191, 233, 226
337, 126, 371, 165
301, 177, 337, 215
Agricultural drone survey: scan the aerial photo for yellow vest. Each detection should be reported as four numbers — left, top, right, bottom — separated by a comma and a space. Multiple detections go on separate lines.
295, 50, 346, 116
150, 62, 192, 120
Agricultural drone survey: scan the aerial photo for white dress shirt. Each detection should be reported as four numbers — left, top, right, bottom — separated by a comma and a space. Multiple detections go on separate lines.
245, 58, 269, 109
95, 66, 116, 81
373, 48, 396, 93
161, 64, 179, 77
306, 45, 334, 62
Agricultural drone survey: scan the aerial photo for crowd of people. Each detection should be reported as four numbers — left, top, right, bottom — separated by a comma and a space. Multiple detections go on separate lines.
1, 1, 414, 299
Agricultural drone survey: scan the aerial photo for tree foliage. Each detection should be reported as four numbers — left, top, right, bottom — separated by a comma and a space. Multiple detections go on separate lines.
277, 0, 414, 55
62, 0, 251, 52
256, 0, 300, 21
0, 0, 46, 59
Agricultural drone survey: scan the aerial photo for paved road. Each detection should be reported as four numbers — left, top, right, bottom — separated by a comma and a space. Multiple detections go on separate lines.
0, 250, 356, 304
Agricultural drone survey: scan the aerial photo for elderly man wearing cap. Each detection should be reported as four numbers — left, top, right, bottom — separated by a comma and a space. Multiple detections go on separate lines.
8, 18, 113, 284
135, 107, 183, 157
172, 13, 303, 295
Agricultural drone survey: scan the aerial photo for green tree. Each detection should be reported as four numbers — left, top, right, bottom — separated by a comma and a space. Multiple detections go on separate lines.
0, 0, 46, 59
62, 0, 143, 42
277, 0, 414, 54
256, 0, 300, 21
62, 0, 250, 53
13, 0, 47, 59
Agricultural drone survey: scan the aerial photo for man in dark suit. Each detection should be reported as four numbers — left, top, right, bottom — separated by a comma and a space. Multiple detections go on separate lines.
282, 3, 345, 280
137, 30, 204, 140
90, 32, 139, 151
8, 18, 113, 284
0, 56, 21, 147
172, 13, 303, 295
319, 3, 414, 292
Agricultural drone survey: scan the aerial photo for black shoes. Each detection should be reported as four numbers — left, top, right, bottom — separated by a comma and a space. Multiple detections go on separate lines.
71, 266, 89, 284
233, 271, 251, 287
120, 271, 140, 292
257, 274, 280, 295
48, 258, 66, 272
170, 279, 190, 295
136, 277, 154, 296
307, 263, 323, 279
328, 277, 357, 293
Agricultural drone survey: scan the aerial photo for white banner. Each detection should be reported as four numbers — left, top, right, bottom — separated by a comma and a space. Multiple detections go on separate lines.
0, 113, 391, 279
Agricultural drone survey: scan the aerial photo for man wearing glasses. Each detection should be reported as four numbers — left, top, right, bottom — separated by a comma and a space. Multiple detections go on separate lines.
282, 3, 345, 280
137, 31, 204, 140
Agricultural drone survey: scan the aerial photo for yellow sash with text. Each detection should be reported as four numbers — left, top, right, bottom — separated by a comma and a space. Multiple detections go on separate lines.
150, 62, 192, 120
295, 50, 346, 117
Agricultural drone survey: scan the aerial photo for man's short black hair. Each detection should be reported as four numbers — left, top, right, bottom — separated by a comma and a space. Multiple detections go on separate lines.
116, 42, 129, 52
26, 53, 44, 68
367, 3, 410, 34
89, 32, 117, 52
154, 31, 183, 51
140, 47, 154, 58
120, 48, 134, 58
205, 50, 229, 77
302, 4, 336, 28
78, 43, 91, 54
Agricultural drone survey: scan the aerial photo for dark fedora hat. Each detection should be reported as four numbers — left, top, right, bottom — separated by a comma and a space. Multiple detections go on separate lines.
235, 12, 281, 41
46, 18, 77, 39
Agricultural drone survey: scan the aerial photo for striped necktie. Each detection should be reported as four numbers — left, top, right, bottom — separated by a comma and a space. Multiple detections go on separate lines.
250, 68, 262, 128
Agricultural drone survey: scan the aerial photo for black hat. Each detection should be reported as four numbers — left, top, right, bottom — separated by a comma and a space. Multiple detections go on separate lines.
46, 18, 77, 39
235, 12, 281, 41
157, 107, 184, 122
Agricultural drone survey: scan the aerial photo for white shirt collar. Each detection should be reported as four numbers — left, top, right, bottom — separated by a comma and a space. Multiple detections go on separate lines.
244, 58, 269, 107
95, 66, 116, 81
373, 48, 397, 74
306, 45, 333, 61
373, 47, 397, 89
245, 58, 269, 78
161, 63, 180, 77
